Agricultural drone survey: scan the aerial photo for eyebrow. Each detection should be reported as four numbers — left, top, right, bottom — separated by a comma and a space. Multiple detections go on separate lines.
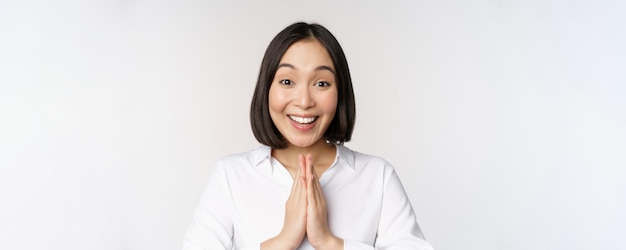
277, 63, 336, 75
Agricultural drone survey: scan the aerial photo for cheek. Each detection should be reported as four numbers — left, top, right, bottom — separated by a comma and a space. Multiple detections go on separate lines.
268, 86, 287, 118
322, 91, 339, 116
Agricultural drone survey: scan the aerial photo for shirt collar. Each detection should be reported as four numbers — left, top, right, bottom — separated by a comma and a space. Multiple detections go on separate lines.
250, 145, 272, 167
250, 144, 356, 170
336, 144, 356, 170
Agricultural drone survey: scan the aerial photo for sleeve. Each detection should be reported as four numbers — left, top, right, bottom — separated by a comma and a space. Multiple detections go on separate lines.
183, 160, 234, 250
371, 167, 434, 250
342, 240, 378, 249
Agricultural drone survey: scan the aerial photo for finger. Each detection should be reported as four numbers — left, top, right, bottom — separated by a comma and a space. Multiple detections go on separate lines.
290, 166, 302, 195
300, 155, 307, 201
293, 172, 303, 191
306, 154, 313, 178
311, 160, 319, 179
291, 156, 307, 204
315, 179, 325, 207
307, 154, 324, 205
306, 154, 314, 193
306, 156, 316, 208
311, 176, 320, 206
290, 155, 303, 192
312, 170, 326, 208
299, 154, 307, 178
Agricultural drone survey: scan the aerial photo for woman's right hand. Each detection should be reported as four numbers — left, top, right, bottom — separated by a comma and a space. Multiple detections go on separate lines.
261, 156, 307, 250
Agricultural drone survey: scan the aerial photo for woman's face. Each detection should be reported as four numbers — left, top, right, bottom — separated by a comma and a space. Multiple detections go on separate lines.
268, 39, 338, 148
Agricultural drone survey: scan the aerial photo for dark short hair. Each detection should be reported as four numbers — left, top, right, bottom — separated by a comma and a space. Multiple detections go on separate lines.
250, 22, 356, 149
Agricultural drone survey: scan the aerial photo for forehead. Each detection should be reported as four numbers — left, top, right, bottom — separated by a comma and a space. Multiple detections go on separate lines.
278, 39, 334, 70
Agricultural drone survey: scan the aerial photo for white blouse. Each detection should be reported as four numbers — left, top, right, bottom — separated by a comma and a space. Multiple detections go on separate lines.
183, 145, 433, 250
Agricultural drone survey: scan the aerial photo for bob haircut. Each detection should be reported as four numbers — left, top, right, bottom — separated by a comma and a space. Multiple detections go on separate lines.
250, 22, 356, 149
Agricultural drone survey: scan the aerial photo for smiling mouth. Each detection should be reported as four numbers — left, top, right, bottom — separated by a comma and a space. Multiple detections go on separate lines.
289, 115, 318, 125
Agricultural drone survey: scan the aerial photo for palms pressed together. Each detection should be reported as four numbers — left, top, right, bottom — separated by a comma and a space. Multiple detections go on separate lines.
262, 154, 343, 250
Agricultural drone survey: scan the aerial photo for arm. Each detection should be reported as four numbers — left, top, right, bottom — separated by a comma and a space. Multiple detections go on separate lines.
183, 160, 234, 250
334, 166, 433, 250
373, 167, 433, 250
304, 154, 344, 250
261, 154, 308, 250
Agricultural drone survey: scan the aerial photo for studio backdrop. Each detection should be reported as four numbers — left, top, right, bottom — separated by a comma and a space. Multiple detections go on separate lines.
1, 1, 624, 250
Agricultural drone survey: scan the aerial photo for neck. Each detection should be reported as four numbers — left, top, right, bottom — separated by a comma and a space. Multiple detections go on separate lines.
271, 139, 337, 175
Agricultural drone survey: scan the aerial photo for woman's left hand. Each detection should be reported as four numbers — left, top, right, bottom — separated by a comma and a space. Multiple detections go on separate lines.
301, 154, 344, 250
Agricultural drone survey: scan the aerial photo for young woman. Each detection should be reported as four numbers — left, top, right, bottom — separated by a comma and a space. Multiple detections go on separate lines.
183, 22, 433, 250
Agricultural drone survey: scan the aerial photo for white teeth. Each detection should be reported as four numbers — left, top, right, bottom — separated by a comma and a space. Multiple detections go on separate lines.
289, 115, 316, 124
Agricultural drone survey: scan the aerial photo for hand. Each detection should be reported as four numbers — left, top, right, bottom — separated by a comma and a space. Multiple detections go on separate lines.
303, 154, 343, 250
261, 159, 307, 250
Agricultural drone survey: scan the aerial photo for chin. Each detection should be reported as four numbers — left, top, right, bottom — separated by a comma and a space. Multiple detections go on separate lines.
287, 138, 320, 148
289, 142, 315, 148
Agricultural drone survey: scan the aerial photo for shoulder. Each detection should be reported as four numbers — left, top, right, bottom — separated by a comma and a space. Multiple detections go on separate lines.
214, 145, 271, 170
338, 145, 395, 173
338, 146, 402, 190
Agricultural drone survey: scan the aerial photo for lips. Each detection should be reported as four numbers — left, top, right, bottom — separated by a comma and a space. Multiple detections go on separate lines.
288, 115, 317, 125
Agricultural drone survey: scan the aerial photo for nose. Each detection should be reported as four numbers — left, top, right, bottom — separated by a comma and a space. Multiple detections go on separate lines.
294, 85, 315, 109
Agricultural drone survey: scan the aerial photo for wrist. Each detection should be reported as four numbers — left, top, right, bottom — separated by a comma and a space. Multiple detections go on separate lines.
261, 235, 299, 250
313, 235, 343, 250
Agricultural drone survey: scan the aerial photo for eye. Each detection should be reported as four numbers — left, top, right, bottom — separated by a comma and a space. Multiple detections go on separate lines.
279, 79, 293, 85
314, 81, 330, 87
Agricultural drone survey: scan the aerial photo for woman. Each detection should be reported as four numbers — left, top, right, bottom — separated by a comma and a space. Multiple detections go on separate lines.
183, 22, 433, 250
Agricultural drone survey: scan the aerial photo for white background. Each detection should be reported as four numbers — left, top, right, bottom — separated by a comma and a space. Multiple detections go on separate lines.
1, 1, 625, 249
